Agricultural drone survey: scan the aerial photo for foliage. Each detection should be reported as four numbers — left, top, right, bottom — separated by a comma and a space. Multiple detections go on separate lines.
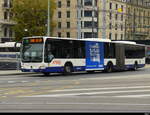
12, 0, 56, 42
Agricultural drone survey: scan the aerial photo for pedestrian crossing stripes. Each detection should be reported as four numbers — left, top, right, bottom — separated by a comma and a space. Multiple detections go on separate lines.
24, 85, 150, 98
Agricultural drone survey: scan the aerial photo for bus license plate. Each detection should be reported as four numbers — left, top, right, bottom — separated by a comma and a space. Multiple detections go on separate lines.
30, 69, 34, 72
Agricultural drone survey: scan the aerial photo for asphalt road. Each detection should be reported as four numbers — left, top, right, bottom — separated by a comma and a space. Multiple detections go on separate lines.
0, 67, 150, 113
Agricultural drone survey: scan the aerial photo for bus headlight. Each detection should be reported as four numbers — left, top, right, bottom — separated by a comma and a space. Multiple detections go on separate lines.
39, 66, 46, 69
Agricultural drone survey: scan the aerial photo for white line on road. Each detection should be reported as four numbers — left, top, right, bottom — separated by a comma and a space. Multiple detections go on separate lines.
116, 94, 150, 98
51, 85, 150, 92
7, 81, 16, 84
1, 102, 150, 106
25, 89, 150, 97
79, 73, 149, 81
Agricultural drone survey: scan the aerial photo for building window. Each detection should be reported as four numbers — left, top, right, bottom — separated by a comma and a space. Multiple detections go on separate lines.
4, 27, 8, 37
121, 24, 123, 31
109, 12, 112, 20
4, 0, 8, 7
84, 0, 92, 6
67, 0, 70, 7
67, 11, 70, 18
115, 33, 117, 40
4, 11, 8, 20
109, 33, 112, 40
121, 5, 124, 12
115, 14, 118, 20
67, 22, 70, 28
84, 32, 92, 38
121, 14, 123, 21
84, 21, 92, 28
4, 0, 12, 8
121, 34, 123, 40
58, 11, 61, 18
58, 1, 61, 8
115, 24, 118, 30
66, 32, 70, 37
58, 22, 61, 29
116, 4, 118, 10
9, 27, 13, 37
110, 2, 112, 9
109, 23, 112, 29
84, 11, 92, 17
58, 32, 61, 37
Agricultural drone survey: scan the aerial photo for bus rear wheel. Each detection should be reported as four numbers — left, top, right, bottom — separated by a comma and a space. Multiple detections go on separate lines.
106, 63, 113, 73
43, 72, 50, 76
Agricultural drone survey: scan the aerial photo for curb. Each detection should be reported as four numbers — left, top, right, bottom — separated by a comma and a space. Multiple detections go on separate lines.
0, 70, 35, 76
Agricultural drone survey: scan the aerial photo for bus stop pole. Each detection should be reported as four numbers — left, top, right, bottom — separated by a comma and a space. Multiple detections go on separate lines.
47, 0, 50, 36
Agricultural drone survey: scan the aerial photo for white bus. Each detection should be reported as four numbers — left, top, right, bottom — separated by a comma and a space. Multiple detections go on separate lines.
20, 36, 145, 75
0, 42, 21, 70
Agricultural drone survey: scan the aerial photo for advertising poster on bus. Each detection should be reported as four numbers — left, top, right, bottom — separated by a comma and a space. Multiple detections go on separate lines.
86, 41, 104, 70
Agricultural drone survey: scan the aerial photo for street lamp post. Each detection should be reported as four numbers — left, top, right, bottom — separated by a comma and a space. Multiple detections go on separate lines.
77, 0, 81, 39
47, 0, 50, 36
102, 0, 106, 39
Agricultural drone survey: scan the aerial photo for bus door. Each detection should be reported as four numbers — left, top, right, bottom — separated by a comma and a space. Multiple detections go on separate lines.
115, 44, 125, 69
85, 41, 104, 71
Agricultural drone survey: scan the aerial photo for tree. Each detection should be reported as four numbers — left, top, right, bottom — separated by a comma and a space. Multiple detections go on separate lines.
12, 0, 56, 42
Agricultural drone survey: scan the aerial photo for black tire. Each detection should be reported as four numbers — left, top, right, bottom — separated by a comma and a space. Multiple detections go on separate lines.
64, 64, 73, 75
133, 63, 138, 71
87, 71, 95, 73
106, 63, 113, 73
43, 72, 50, 76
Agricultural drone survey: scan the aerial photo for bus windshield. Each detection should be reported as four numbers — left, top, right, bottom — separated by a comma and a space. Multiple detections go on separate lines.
22, 39, 43, 62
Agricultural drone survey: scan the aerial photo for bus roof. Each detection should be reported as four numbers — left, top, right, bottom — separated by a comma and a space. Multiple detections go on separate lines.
23, 36, 145, 46
24, 36, 112, 43
0, 42, 21, 48
112, 41, 137, 45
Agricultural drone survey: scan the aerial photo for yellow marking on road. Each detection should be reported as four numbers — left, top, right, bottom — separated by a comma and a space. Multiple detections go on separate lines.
19, 80, 81, 97
4, 89, 33, 95
0, 96, 7, 99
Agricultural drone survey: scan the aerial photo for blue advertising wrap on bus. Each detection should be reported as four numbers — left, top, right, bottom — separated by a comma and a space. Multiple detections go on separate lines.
86, 41, 104, 70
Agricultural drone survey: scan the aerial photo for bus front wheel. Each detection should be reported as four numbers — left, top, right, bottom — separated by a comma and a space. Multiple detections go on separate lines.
133, 62, 138, 71
64, 63, 73, 75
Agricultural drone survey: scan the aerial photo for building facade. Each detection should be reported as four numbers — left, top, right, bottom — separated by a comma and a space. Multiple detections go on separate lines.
53, 0, 99, 39
52, 0, 150, 40
53, 0, 78, 38
125, 0, 150, 40
0, 0, 15, 42
98, 0, 126, 40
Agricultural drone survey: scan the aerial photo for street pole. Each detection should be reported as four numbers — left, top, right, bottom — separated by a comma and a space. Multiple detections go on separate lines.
47, 0, 50, 36
92, 1, 94, 38
77, 0, 81, 39
102, 0, 106, 39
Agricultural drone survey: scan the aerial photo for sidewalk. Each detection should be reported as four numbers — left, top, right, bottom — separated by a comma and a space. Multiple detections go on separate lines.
0, 70, 34, 76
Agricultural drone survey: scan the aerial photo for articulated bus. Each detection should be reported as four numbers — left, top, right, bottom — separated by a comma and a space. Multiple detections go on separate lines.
20, 36, 145, 75
0, 42, 21, 70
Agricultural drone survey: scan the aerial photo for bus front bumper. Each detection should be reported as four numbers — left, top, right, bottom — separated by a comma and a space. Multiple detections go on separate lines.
21, 67, 64, 73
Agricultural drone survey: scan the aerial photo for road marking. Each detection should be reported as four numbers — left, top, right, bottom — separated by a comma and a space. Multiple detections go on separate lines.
7, 81, 16, 84
50, 85, 150, 92
0, 102, 150, 106
21, 81, 29, 83
116, 94, 150, 98
79, 73, 150, 81
24, 89, 150, 97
